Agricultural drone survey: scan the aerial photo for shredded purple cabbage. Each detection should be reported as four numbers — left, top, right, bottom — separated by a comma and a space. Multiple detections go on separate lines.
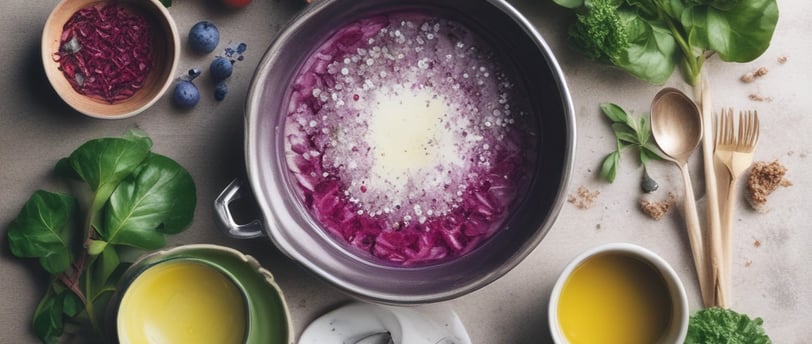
55, 3, 153, 103
285, 14, 533, 265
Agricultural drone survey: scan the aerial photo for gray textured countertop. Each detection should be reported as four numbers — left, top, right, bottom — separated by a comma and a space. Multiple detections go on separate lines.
2, 1, 810, 343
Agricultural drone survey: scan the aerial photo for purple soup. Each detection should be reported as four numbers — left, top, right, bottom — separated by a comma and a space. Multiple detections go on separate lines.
283, 12, 537, 265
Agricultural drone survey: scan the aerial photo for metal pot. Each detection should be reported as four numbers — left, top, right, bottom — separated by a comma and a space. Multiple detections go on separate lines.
215, 0, 575, 304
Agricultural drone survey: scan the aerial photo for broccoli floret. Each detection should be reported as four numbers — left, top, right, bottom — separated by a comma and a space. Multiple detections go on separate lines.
568, 0, 629, 61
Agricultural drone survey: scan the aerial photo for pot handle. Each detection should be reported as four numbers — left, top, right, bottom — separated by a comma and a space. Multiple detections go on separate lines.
214, 179, 265, 239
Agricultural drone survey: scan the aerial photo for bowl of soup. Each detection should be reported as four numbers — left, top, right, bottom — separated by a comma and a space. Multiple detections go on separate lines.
110, 244, 292, 344
548, 243, 689, 344
216, 0, 574, 304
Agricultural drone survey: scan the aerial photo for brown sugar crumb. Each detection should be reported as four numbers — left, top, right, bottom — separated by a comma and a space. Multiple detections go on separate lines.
748, 94, 773, 102
746, 160, 791, 213
741, 67, 769, 83
568, 186, 599, 209
753, 239, 762, 248
639, 192, 676, 220
777, 55, 788, 64
745, 259, 753, 267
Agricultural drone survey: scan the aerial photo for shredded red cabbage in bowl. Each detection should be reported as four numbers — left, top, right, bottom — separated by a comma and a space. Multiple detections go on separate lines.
54, 3, 153, 103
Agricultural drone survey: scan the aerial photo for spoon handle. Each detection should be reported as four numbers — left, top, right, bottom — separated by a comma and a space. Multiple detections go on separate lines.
678, 163, 711, 306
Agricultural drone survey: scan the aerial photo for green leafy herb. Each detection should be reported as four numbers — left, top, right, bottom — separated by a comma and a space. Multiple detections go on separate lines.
552, 0, 778, 85
159, 0, 172, 7
8, 191, 77, 274
103, 153, 197, 249
599, 103, 663, 184
686, 307, 772, 344
7, 130, 196, 343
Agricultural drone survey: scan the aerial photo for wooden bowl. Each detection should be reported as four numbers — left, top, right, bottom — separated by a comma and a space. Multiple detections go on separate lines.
42, 0, 179, 119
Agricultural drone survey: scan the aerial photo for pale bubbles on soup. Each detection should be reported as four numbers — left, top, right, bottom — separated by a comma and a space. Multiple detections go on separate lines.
284, 12, 536, 265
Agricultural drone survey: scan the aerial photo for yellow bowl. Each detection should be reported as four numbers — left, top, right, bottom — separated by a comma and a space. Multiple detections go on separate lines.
41, 0, 179, 119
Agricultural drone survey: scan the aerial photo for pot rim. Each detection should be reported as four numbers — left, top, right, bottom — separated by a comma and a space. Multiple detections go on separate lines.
243, 0, 576, 304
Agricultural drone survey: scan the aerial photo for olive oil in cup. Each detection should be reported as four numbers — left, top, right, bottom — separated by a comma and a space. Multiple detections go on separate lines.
548, 243, 688, 344
111, 244, 292, 344
117, 260, 247, 344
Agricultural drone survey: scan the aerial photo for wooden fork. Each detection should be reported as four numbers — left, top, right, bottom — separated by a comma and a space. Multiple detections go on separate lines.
714, 109, 760, 306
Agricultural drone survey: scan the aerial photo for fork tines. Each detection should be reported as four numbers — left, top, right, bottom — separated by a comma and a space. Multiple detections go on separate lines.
737, 110, 760, 151
716, 108, 736, 149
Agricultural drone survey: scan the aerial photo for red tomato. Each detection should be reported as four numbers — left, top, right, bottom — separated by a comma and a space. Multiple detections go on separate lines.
220, 0, 252, 8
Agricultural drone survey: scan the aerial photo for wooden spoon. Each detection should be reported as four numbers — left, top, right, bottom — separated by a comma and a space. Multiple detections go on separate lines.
650, 88, 716, 307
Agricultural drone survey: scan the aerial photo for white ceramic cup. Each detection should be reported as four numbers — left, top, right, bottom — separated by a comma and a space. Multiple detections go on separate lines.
548, 242, 689, 343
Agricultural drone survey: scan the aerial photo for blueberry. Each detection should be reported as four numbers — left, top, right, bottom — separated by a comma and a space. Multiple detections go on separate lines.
188, 21, 219, 54
214, 81, 228, 101
210, 56, 233, 81
173, 80, 200, 108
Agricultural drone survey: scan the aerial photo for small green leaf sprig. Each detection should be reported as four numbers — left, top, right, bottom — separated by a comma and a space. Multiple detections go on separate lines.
7, 130, 196, 343
599, 103, 664, 191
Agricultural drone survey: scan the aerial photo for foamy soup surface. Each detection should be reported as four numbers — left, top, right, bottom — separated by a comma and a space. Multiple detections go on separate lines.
284, 12, 536, 265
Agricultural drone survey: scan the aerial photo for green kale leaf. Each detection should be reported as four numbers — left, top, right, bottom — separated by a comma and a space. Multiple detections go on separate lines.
685, 307, 772, 344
